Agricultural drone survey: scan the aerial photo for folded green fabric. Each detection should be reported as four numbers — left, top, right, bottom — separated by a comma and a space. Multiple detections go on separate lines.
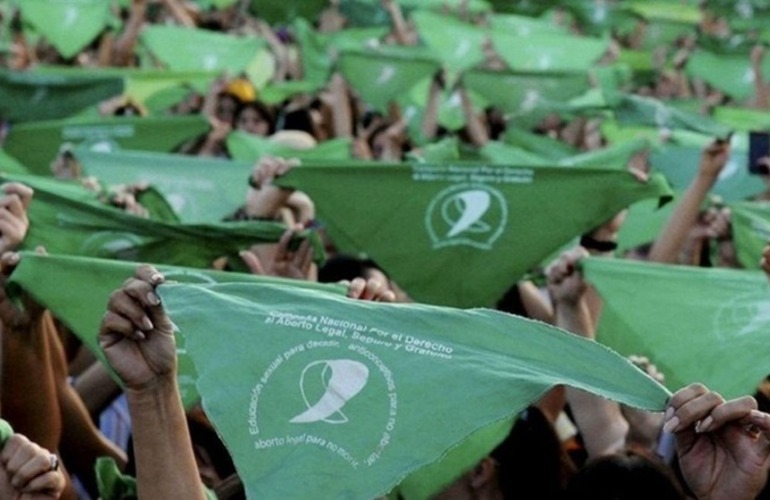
584, 257, 770, 399
276, 163, 673, 307
160, 281, 669, 499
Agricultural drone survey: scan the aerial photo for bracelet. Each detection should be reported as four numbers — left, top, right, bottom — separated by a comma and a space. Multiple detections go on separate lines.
580, 234, 618, 253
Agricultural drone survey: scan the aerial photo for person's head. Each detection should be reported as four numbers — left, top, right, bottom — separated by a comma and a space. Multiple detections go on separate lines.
234, 101, 274, 136
433, 406, 575, 500
564, 448, 685, 500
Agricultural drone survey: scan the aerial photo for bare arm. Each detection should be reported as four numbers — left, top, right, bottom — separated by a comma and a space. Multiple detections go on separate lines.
751, 45, 770, 109
112, 0, 147, 67
648, 140, 729, 263
458, 84, 489, 147
547, 248, 629, 459
159, 0, 196, 27
100, 266, 206, 499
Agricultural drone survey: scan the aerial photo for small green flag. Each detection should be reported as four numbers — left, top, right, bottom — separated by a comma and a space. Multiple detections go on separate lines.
74, 148, 251, 224
0, 149, 29, 175
8, 252, 344, 408
226, 132, 352, 163
19, 0, 111, 59
463, 69, 590, 119
338, 47, 441, 112
713, 106, 770, 132
686, 49, 770, 101
30, 65, 216, 108
729, 201, 770, 270
616, 195, 678, 253
558, 138, 650, 170
584, 257, 770, 399
503, 128, 577, 161
488, 12, 567, 36
140, 26, 265, 73
9, 173, 315, 269
0, 70, 124, 123
612, 94, 733, 139
276, 163, 673, 307
249, 0, 327, 25
3, 115, 209, 175
411, 11, 487, 75
626, 1, 703, 25
160, 281, 669, 499
479, 142, 550, 165
490, 32, 609, 72
649, 142, 765, 202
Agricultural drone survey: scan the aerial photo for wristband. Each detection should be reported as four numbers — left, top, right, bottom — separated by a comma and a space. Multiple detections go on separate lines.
580, 234, 618, 253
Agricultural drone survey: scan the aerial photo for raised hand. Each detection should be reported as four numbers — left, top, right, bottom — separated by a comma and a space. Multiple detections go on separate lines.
345, 277, 396, 303
0, 183, 33, 255
546, 246, 590, 306
99, 265, 176, 390
666, 383, 770, 500
239, 228, 316, 281
0, 433, 65, 499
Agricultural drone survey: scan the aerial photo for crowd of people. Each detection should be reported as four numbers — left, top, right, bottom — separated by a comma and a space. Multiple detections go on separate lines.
1, 0, 770, 498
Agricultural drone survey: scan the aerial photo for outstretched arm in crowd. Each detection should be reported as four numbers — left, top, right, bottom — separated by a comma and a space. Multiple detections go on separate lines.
648, 139, 730, 263
100, 265, 207, 499
547, 247, 631, 459
244, 156, 299, 220
111, 0, 147, 67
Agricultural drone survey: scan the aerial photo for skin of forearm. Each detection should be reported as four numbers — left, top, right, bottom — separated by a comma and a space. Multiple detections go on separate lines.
113, 0, 147, 66
74, 362, 122, 418
245, 187, 293, 218
47, 329, 127, 495
556, 299, 629, 458
1, 313, 61, 452
649, 174, 716, 263
127, 375, 207, 500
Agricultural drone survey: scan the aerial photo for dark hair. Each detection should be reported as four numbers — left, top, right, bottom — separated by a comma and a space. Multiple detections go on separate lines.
318, 254, 383, 283
565, 448, 685, 500
495, 283, 529, 318
279, 107, 315, 136
491, 406, 576, 499
234, 101, 275, 135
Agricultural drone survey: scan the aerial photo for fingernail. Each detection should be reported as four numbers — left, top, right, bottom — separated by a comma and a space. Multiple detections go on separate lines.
751, 409, 767, 423
696, 416, 713, 433
133, 330, 146, 341
664, 407, 674, 421
150, 273, 163, 284
663, 416, 680, 434
147, 292, 160, 306
142, 316, 154, 330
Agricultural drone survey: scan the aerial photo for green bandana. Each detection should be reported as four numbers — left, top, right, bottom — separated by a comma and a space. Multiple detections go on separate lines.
159, 281, 669, 499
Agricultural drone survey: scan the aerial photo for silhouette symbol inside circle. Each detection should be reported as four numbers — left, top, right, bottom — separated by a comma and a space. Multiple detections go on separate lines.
442, 190, 492, 238
289, 359, 369, 424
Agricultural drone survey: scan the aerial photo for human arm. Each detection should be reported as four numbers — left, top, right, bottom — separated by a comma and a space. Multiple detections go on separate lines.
99, 266, 206, 500
244, 157, 299, 219
112, 0, 147, 67
239, 228, 317, 281
750, 44, 770, 110
547, 247, 630, 458
382, 0, 416, 45
665, 383, 770, 499
421, 71, 443, 141
159, 0, 196, 27
458, 83, 489, 147
648, 140, 730, 263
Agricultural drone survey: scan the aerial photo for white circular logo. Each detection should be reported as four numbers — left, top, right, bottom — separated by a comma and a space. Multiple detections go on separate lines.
425, 184, 508, 250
